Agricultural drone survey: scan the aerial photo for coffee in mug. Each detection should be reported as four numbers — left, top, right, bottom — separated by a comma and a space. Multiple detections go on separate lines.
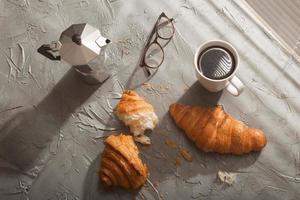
198, 46, 235, 80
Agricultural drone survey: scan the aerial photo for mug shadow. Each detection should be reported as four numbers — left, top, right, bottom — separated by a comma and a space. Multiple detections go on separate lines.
175, 81, 223, 106
0, 68, 101, 172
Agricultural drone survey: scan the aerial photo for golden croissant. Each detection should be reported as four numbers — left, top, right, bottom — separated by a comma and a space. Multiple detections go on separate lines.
169, 103, 267, 155
116, 90, 158, 144
99, 134, 149, 190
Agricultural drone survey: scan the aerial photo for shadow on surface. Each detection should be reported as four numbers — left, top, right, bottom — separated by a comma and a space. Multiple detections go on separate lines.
81, 79, 262, 200
139, 82, 260, 184
175, 81, 223, 106
122, 13, 175, 91
0, 68, 101, 171
121, 41, 159, 91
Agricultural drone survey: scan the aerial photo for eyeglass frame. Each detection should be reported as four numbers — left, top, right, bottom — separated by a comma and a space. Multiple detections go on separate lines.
140, 12, 175, 74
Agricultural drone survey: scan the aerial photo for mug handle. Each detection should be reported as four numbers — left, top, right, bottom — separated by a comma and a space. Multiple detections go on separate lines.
226, 76, 244, 96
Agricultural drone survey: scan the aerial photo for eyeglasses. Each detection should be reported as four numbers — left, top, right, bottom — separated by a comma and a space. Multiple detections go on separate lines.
140, 12, 175, 76
124, 13, 175, 90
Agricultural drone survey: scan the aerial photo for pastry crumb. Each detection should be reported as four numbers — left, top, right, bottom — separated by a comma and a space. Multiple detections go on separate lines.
135, 135, 151, 145
179, 147, 193, 162
217, 171, 236, 185
175, 157, 181, 166
165, 138, 178, 149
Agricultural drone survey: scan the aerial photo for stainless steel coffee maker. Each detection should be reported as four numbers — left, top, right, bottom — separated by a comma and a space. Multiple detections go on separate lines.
38, 23, 111, 84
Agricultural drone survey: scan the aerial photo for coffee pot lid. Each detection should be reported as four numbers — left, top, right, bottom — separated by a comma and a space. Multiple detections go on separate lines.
59, 23, 110, 66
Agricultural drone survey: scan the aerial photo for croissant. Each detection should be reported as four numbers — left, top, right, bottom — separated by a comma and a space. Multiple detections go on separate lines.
169, 103, 267, 155
116, 90, 158, 144
99, 134, 149, 190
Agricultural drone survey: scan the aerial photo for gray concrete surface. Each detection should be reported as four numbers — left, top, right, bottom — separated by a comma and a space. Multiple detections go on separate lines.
0, 0, 299, 200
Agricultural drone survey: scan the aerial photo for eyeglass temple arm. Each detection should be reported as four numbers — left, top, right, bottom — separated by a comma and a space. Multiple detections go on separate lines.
156, 18, 174, 29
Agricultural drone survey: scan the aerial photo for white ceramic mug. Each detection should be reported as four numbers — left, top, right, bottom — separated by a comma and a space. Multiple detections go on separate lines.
194, 40, 244, 96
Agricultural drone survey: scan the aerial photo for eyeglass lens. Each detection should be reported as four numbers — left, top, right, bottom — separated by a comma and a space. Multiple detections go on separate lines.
157, 17, 174, 39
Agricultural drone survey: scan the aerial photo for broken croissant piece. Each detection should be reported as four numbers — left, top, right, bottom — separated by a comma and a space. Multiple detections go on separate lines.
116, 90, 158, 144
99, 134, 149, 190
169, 103, 267, 155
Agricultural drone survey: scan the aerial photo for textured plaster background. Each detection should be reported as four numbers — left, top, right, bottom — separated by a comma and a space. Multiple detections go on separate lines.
0, 0, 299, 200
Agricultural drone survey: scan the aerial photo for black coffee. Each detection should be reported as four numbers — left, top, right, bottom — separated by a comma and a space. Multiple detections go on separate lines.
198, 46, 235, 80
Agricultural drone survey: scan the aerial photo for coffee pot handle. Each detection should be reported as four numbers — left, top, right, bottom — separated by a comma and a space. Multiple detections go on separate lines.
37, 41, 62, 61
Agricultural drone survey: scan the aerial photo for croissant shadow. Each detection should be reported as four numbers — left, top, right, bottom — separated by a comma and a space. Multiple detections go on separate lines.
140, 82, 261, 185
0, 68, 101, 172
82, 82, 261, 200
